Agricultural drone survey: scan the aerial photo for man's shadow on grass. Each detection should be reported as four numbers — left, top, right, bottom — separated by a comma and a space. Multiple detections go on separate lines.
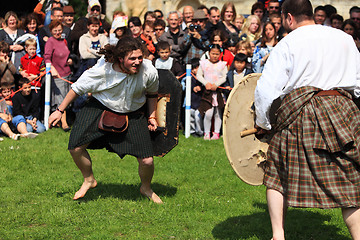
212, 202, 350, 240
57, 182, 177, 202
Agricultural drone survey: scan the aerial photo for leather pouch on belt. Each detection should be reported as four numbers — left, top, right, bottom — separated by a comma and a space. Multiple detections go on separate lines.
98, 110, 128, 133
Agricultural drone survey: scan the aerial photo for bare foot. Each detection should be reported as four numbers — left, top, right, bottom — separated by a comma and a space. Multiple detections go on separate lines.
140, 187, 163, 204
73, 179, 98, 200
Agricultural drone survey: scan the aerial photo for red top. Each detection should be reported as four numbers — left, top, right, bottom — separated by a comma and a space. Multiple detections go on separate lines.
220, 49, 234, 67
20, 53, 45, 87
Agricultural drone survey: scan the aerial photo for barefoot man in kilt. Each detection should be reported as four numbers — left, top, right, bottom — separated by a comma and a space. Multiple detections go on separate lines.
49, 37, 162, 203
254, 0, 360, 239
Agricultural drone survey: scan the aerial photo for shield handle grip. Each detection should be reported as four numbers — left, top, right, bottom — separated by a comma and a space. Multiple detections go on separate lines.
240, 128, 258, 138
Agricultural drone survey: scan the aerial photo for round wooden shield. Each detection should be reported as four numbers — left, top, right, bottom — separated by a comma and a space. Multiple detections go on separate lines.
223, 73, 269, 186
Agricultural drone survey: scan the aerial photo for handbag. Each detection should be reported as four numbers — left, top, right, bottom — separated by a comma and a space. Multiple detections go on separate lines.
98, 110, 128, 133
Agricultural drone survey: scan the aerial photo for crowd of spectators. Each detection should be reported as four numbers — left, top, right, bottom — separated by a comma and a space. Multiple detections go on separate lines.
0, 0, 359, 141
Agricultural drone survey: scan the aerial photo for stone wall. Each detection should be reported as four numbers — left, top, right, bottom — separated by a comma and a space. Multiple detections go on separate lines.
105, 0, 358, 22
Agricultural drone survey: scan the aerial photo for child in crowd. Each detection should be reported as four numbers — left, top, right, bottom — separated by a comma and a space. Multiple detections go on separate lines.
201, 30, 234, 68
154, 41, 184, 79
223, 53, 252, 100
0, 41, 16, 89
12, 78, 45, 134
196, 44, 227, 140
1, 87, 14, 115
236, 40, 254, 63
19, 38, 45, 88
0, 96, 20, 140
181, 58, 204, 137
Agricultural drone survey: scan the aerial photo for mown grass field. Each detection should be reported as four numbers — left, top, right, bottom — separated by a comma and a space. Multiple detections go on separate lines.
0, 129, 352, 239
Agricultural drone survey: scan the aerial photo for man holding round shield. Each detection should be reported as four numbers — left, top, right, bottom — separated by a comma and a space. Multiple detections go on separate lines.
254, 0, 360, 239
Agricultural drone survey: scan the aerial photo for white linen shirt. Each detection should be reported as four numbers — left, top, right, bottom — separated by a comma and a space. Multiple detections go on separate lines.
255, 24, 360, 130
72, 57, 159, 113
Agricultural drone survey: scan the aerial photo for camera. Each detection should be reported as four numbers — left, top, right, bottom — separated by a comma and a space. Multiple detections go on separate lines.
189, 24, 200, 32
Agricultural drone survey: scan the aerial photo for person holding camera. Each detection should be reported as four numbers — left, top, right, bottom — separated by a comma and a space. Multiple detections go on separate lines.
183, 10, 210, 64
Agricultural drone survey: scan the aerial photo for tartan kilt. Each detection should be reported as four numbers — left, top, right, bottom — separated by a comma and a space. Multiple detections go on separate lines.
68, 98, 154, 159
264, 86, 360, 208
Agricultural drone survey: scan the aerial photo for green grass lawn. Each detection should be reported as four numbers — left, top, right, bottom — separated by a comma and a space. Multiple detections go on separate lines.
0, 129, 352, 239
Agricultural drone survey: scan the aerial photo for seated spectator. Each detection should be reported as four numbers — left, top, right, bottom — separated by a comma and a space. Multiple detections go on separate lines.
1, 87, 14, 115
0, 41, 16, 89
158, 11, 187, 63
252, 22, 278, 73
19, 38, 45, 88
140, 21, 157, 60
109, 16, 129, 45
217, 2, 239, 39
314, 6, 326, 25
330, 14, 344, 29
0, 95, 20, 140
153, 19, 166, 41
128, 16, 142, 39
201, 29, 234, 68
12, 78, 45, 134
223, 53, 252, 99
154, 41, 184, 79
240, 15, 262, 43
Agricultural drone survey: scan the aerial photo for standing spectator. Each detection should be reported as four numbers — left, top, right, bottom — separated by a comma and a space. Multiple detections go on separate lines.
218, 2, 239, 39
183, 10, 210, 64
154, 10, 164, 20
208, 6, 220, 26
251, 2, 266, 23
128, 17, 142, 39
252, 22, 278, 73
342, 19, 360, 50
43, 20, 72, 131
78, 17, 108, 75
154, 41, 184, 79
0, 41, 16, 89
70, 0, 111, 55
12, 78, 46, 134
239, 15, 262, 43
182, 6, 194, 30
158, 11, 187, 62
263, 0, 280, 22
23, 13, 41, 57
314, 6, 326, 25
233, 15, 245, 32
63, 6, 76, 30
19, 38, 45, 88
330, 14, 344, 29
144, 11, 157, 23
109, 16, 129, 45
38, 7, 72, 55
153, 19, 166, 41
197, 44, 227, 140
324, 5, 337, 26
0, 11, 25, 76
33, 0, 63, 26
350, 6, 360, 39
140, 21, 157, 60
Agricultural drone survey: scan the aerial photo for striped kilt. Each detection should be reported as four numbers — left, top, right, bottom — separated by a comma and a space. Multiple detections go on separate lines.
264, 86, 360, 208
68, 98, 154, 159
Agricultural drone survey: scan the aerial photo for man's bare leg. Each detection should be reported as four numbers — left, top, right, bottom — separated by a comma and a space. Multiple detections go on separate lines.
267, 188, 287, 240
137, 157, 163, 204
69, 143, 97, 200
342, 207, 360, 240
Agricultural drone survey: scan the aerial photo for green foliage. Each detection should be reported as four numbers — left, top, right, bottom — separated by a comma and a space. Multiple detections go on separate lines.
0, 130, 352, 239
68, 0, 88, 21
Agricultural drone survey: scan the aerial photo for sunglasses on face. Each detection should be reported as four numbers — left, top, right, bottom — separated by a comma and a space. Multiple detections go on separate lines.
91, 7, 100, 12
269, 6, 279, 9
351, 17, 360, 21
154, 28, 164, 31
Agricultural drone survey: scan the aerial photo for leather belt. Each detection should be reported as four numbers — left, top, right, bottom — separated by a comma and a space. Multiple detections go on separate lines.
315, 90, 342, 97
